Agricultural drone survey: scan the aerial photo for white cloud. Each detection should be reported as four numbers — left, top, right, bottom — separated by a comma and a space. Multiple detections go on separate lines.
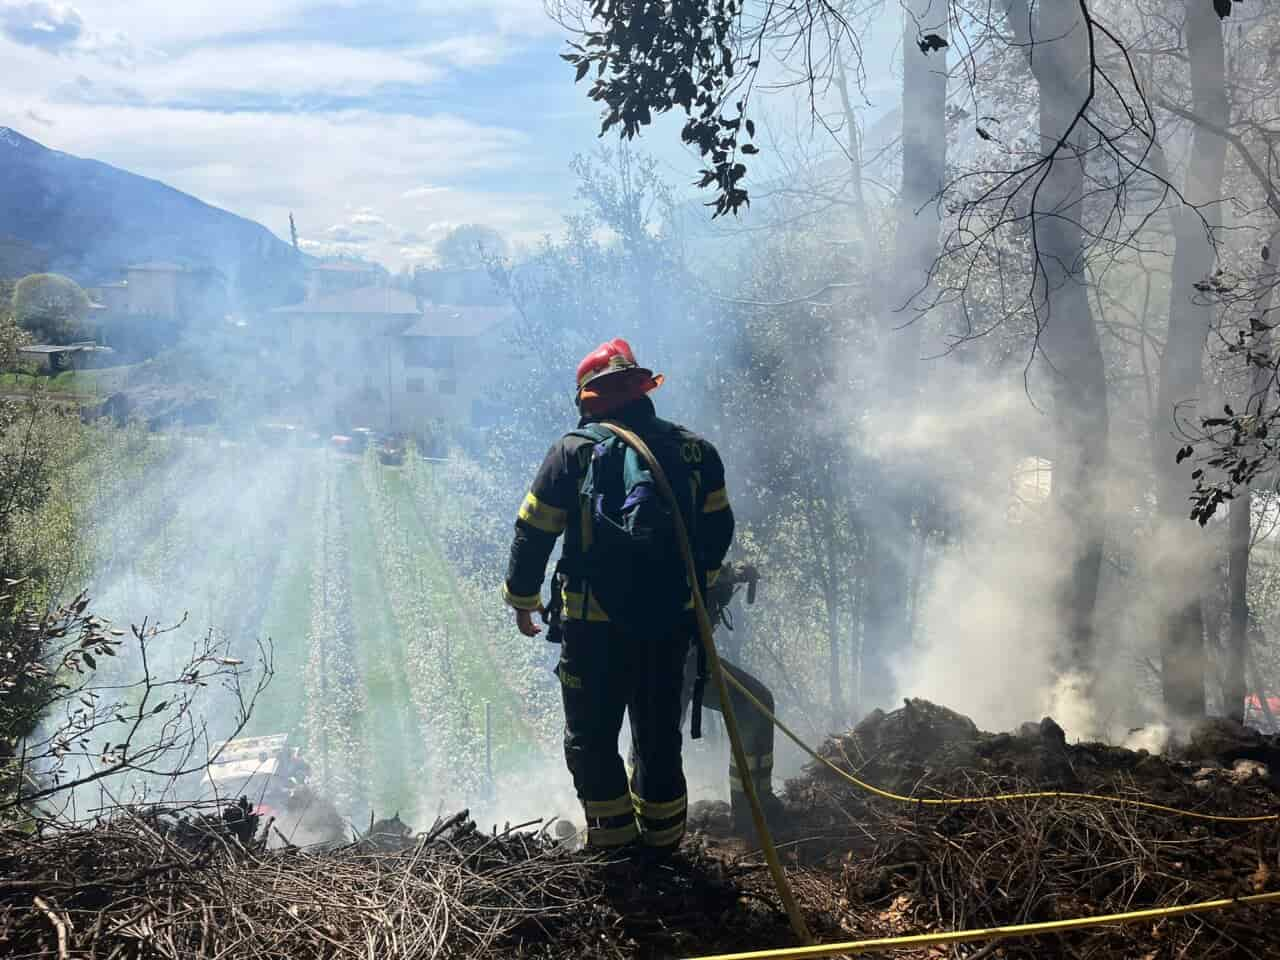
420, 0, 556, 37
67, 1, 352, 47
59, 42, 444, 101
401, 184, 450, 200
0, 1, 82, 50
422, 33, 512, 68
58, 0, 553, 50
325, 224, 373, 243
299, 236, 367, 259
0, 96, 559, 265
0, 1, 612, 270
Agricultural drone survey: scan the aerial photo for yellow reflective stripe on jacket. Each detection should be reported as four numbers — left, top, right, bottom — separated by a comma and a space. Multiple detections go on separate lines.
631, 791, 688, 821
563, 590, 610, 622
501, 583, 542, 611
639, 821, 685, 847
517, 491, 568, 535
703, 486, 730, 513
585, 794, 633, 819
588, 821, 640, 848
706, 566, 722, 587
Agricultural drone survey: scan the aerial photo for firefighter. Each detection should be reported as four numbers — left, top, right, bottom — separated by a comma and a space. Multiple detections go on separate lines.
690, 561, 785, 835
503, 338, 734, 855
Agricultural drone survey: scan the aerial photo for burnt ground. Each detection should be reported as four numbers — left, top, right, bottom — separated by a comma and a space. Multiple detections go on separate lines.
3, 700, 1278, 960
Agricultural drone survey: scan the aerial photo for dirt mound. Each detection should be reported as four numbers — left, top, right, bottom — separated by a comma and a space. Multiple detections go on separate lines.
772, 700, 1279, 959
787, 698, 1279, 817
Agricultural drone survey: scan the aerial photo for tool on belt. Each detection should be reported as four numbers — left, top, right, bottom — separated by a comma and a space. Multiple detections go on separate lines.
692, 563, 760, 738
542, 562, 567, 644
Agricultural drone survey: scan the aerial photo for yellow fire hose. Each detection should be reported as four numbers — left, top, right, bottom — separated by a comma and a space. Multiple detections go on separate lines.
600, 423, 1279, 957
680, 889, 1280, 960
603, 422, 813, 944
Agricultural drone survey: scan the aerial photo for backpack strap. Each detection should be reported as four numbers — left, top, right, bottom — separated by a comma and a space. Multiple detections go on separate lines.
562, 424, 617, 605
567, 423, 615, 445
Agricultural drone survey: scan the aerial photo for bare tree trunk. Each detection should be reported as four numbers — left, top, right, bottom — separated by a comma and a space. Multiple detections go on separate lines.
1227, 491, 1250, 724
862, 0, 948, 711
1154, 2, 1227, 723
805, 500, 845, 727
826, 586, 843, 727
835, 54, 875, 259
1004, 0, 1109, 697
1226, 229, 1280, 724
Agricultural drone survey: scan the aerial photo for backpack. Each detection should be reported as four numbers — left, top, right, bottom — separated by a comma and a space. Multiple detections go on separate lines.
570, 422, 692, 631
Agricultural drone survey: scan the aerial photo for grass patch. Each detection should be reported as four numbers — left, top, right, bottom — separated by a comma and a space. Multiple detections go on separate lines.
0, 366, 136, 398
380, 470, 532, 760
341, 466, 424, 815
249, 471, 319, 737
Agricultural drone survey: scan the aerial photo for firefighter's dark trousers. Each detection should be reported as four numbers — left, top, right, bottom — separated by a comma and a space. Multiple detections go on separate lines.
681, 655, 776, 819
558, 618, 691, 852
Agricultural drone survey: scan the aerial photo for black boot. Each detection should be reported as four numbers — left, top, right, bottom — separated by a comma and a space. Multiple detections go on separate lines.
729, 789, 786, 838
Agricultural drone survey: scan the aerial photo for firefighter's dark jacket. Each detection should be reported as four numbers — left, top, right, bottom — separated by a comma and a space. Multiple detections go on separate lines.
503, 397, 734, 621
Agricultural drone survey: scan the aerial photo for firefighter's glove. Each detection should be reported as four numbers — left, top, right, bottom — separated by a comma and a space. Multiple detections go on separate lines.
516, 605, 546, 638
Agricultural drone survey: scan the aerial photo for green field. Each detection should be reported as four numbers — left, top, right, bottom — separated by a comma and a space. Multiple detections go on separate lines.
0, 365, 136, 397
82, 440, 552, 825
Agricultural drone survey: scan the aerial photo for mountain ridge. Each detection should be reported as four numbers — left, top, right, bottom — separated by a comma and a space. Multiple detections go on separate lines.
0, 126, 307, 309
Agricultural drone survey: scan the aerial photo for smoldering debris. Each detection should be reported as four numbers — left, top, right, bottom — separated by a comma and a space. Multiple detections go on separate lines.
791, 697, 1280, 809
776, 698, 1279, 959
5, 700, 1278, 960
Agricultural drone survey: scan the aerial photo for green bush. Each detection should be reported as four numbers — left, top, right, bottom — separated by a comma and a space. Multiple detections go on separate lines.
11, 274, 90, 346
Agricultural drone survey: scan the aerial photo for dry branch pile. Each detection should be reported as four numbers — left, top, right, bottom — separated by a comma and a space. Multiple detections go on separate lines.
774, 699, 1280, 958
0, 805, 819, 960
1, 810, 596, 959
4, 700, 1279, 960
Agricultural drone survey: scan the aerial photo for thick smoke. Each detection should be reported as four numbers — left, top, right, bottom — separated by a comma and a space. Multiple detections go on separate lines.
854, 348, 1187, 742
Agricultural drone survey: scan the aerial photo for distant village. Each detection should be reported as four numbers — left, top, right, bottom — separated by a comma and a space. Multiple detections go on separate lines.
12, 257, 517, 450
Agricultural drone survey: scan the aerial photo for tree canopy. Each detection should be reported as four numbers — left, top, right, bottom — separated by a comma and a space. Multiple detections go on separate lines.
434, 225, 508, 271
11, 273, 91, 345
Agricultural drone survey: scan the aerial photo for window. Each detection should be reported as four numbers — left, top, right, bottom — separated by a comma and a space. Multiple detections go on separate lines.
403, 336, 455, 369
439, 378, 457, 395
406, 377, 425, 393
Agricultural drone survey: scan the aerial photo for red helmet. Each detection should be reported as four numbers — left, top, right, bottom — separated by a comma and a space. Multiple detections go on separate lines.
575, 338, 663, 413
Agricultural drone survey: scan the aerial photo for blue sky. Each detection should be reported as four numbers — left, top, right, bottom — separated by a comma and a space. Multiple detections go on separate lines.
0, 0, 719, 267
